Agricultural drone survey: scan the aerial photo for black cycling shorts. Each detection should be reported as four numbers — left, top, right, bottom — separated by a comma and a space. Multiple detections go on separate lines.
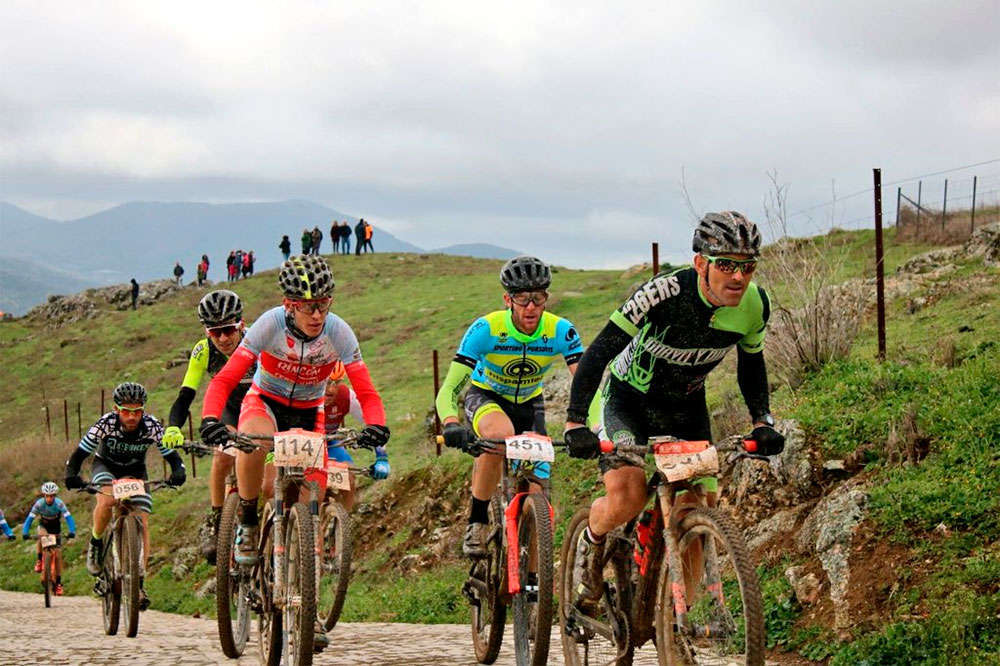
464, 385, 547, 437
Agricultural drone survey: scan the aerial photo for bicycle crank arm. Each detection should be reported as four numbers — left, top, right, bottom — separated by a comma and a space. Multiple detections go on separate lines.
567, 608, 618, 643
463, 577, 489, 601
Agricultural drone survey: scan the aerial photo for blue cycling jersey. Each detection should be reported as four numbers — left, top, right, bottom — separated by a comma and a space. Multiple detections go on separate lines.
22, 497, 76, 535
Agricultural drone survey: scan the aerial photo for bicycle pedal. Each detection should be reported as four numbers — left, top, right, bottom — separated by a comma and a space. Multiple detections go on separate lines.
461, 580, 480, 605
523, 584, 539, 603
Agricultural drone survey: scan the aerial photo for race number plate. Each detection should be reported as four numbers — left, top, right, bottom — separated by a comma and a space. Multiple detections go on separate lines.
112, 478, 145, 499
654, 444, 720, 483
40, 534, 57, 548
504, 434, 555, 463
327, 461, 352, 491
272, 429, 325, 468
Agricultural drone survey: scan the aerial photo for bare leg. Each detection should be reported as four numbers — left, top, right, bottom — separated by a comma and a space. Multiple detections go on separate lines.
587, 466, 647, 537
210, 451, 235, 508
93, 492, 114, 537
470, 410, 515, 501
236, 415, 275, 504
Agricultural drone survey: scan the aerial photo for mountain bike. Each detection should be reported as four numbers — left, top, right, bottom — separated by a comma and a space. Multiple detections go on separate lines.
560, 435, 767, 666
79, 479, 173, 638
37, 529, 67, 608
439, 432, 560, 666
222, 428, 381, 666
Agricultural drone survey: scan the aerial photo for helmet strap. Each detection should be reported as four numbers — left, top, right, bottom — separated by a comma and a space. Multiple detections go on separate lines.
284, 312, 320, 342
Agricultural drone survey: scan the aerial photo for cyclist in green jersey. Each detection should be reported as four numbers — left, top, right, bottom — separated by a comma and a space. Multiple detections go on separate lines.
563, 212, 785, 610
436, 256, 584, 557
161, 290, 254, 563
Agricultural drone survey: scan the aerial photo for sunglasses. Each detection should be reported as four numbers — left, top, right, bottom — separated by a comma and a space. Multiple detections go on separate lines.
115, 404, 144, 414
291, 298, 332, 315
702, 254, 758, 275
207, 324, 240, 337
509, 291, 549, 307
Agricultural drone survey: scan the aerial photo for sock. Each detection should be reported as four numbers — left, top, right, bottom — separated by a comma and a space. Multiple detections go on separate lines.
584, 526, 606, 545
469, 497, 490, 525
36, 553, 42, 561
91, 527, 103, 540
240, 498, 259, 526
56, 576, 61, 585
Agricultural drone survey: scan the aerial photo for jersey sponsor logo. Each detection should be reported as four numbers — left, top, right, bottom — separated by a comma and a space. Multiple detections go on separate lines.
620, 275, 681, 326
502, 358, 541, 378
286, 335, 295, 348
641, 339, 733, 366
566, 327, 579, 342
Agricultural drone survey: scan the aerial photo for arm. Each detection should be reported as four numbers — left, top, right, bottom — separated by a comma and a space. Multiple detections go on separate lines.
0, 514, 12, 538
61, 502, 77, 534
342, 361, 386, 426
737, 348, 770, 423
347, 388, 365, 424
21, 502, 38, 537
170, 341, 209, 427
435, 361, 473, 425
201, 347, 256, 420
566, 320, 633, 424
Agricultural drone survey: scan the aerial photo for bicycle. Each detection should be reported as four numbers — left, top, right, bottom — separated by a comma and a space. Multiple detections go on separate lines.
559, 434, 767, 666
37, 529, 68, 608
78, 478, 174, 638
221, 428, 381, 666
438, 432, 560, 666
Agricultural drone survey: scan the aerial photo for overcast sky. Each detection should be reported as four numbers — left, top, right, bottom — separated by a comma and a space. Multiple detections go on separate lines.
2, 1, 998, 267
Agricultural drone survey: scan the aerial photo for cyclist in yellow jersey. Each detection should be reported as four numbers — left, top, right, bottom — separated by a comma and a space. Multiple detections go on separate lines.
161, 290, 255, 564
436, 256, 584, 557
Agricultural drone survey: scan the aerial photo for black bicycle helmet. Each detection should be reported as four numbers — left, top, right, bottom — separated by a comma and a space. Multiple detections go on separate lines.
692, 211, 762, 257
112, 382, 147, 406
197, 289, 243, 326
500, 256, 551, 292
278, 255, 335, 299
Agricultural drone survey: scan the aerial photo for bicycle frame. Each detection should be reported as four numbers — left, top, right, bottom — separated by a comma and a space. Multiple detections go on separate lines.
500, 458, 554, 596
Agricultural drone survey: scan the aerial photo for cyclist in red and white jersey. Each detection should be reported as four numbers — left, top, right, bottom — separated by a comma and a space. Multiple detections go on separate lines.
199, 255, 390, 567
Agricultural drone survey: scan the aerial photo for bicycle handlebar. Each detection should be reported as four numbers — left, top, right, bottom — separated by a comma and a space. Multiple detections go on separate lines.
76, 479, 177, 496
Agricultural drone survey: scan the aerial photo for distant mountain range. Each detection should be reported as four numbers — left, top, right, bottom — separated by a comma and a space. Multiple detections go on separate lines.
0, 201, 522, 314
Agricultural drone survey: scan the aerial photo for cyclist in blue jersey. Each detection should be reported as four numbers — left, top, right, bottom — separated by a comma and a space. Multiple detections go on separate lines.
436, 256, 584, 557
22, 482, 76, 595
0, 509, 15, 540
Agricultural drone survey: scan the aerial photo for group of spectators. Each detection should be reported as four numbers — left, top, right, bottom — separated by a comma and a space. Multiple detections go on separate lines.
279, 218, 376, 261
225, 250, 255, 281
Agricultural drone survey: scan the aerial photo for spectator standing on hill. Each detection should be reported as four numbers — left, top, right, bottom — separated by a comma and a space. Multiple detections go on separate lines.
340, 221, 351, 254
355, 219, 366, 256
279, 235, 291, 261
330, 221, 339, 255
301, 228, 313, 255
363, 220, 375, 253
226, 251, 235, 282
233, 250, 244, 281
173, 262, 184, 285
311, 226, 323, 255
197, 262, 206, 287
241, 251, 251, 278
130, 278, 139, 310
201, 255, 210, 285
247, 251, 255, 276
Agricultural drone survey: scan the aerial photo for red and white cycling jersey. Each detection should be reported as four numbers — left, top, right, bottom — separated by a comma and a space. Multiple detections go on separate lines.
202, 306, 385, 426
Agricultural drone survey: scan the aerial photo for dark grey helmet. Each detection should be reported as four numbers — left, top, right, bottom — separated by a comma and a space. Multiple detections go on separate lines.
692, 211, 762, 257
197, 289, 243, 326
112, 381, 147, 406
278, 255, 335, 299
500, 256, 551, 292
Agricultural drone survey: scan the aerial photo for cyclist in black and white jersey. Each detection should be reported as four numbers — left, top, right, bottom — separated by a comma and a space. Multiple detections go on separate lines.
65, 382, 186, 610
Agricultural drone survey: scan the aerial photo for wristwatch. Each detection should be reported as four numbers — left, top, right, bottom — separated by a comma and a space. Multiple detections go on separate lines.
757, 413, 775, 427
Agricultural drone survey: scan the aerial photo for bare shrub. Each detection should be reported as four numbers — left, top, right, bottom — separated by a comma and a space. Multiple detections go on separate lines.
758, 172, 867, 388
896, 204, 1000, 245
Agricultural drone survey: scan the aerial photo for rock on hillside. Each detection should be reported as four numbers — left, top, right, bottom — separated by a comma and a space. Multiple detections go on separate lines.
25, 279, 191, 327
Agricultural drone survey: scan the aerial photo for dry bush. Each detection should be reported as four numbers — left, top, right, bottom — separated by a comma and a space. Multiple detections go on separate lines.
0, 436, 71, 503
896, 204, 1000, 245
758, 172, 867, 388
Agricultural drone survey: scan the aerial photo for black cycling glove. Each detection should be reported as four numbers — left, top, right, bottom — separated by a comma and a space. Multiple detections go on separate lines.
168, 466, 187, 487
65, 475, 85, 491
359, 424, 391, 449
443, 422, 476, 452
199, 418, 231, 447
565, 426, 601, 459
750, 425, 785, 456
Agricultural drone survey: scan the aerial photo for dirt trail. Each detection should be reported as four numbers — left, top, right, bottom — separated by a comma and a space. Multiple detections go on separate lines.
1, 590, 766, 665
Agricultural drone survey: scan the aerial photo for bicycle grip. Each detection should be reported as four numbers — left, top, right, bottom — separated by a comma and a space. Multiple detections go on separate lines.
743, 439, 758, 453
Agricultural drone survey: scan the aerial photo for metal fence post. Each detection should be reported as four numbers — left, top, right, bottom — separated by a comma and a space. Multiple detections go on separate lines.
941, 178, 948, 231
971, 175, 978, 233
77, 402, 82, 440
432, 349, 441, 455
101, 388, 105, 415
188, 411, 197, 478
63, 399, 69, 444
874, 168, 886, 362
895, 187, 901, 228
916, 180, 922, 231
652, 242, 659, 275
44, 404, 52, 439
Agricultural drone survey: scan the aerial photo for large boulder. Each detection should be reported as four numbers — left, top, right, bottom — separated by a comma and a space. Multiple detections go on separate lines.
729, 419, 816, 506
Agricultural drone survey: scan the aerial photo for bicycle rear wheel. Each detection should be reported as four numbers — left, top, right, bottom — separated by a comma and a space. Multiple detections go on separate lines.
319, 500, 354, 631
102, 534, 121, 635
257, 506, 282, 666
559, 507, 634, 666
282, 502, 316, 666
217, 492, 251, 658
42, 549, 51, 608
655, 507, 764, 666
512, 493, 554, 666
471, 493, 507, 664
122, 517, 142, 637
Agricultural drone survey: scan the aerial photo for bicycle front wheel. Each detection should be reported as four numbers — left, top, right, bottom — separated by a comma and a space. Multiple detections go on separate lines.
283, 502, 316, 666
217, 492, 251, 658
318, 500, 354, 631
42, 549, 51, 608
102, 534, 121, 635
655, 507, 764, 666
122, 517, 142, 638
257, 509, 282, 666
471, 493, 507, 664
512, 493, 553, 666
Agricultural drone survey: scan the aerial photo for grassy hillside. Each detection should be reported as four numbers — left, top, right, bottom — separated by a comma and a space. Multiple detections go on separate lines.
2, 226, 997, 663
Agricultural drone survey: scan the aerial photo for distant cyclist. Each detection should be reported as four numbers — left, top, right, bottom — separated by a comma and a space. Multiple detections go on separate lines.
65, 382, 186, 611
22, 482, 76, 595
0, 509, 14, 541
161, 289, 255, 564
562, 212, 785, 612
435, 255, 584, 557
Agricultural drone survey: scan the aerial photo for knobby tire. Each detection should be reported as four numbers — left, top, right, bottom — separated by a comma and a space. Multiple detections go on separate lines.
42, 549, 51, 608
102, 532, 121, 636
512, 493, 554, 666
217, 492, 250, 658
319, 501, 354, 632
283, 502, 316, 666
471, 494, 507, 664
123, 516, 142, 637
